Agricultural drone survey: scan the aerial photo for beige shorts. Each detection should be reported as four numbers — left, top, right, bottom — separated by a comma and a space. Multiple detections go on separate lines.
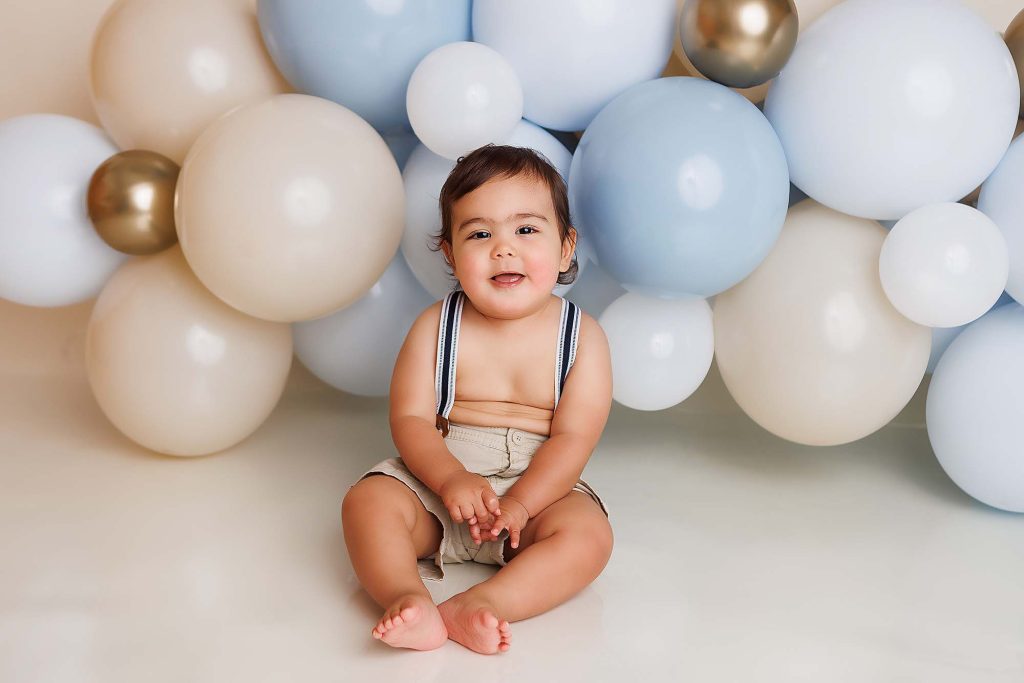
354, 421, 609, 582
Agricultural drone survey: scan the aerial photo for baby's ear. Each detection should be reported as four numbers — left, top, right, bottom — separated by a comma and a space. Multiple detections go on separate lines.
440, 240, 454, 267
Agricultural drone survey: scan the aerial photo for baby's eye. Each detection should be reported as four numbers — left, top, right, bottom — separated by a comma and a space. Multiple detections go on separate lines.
468, 231, 490, 240
517, 225, 538, 234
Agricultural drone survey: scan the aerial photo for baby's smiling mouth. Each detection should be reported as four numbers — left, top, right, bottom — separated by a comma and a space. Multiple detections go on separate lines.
491, 272, 524, 284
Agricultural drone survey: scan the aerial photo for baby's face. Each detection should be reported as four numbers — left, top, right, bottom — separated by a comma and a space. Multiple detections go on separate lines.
443, 173, 575, 319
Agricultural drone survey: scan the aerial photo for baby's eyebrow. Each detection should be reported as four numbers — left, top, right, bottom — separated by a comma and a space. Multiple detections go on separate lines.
456, 212, 549, 233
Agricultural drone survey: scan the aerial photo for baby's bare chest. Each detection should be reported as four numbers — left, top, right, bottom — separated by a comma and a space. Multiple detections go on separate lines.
454, 331, 559, 409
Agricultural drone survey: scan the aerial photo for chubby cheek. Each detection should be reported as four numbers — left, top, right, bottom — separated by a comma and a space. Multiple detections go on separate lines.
525, 252, 560, 287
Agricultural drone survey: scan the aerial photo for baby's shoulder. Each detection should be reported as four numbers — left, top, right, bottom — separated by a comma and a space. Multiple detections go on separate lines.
578, 310, 608, 346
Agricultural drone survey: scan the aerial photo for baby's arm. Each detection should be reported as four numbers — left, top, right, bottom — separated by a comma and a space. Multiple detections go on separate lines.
390, 303, 501, 525
487, 314, 613, 541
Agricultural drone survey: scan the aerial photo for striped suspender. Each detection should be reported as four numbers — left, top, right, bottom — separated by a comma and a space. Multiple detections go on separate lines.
434, 290, 464, 437
555, 297, 581, 407
433, 292, 581, 437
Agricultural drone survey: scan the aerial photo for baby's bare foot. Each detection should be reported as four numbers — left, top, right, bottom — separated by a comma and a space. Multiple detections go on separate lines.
371, 594, 447, 651
437, 592, 511, 654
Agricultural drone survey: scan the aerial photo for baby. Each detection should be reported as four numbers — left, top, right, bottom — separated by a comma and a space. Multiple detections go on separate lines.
342, 144, 613, 655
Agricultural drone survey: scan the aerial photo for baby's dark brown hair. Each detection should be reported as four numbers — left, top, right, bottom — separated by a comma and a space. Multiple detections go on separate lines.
432, 144, 578, 286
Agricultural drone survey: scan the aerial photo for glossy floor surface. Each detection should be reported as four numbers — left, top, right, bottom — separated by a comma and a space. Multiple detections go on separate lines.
2, 325, 1022, 682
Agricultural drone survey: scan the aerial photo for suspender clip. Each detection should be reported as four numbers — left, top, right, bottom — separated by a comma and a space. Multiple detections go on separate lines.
435, 414, 450, 438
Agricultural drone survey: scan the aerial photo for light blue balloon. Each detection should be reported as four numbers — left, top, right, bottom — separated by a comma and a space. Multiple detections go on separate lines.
292, 254, 434, 397
257, 0, 471, 134
568, 77, 789, 298
926, 291, 1013, 373
384, 129, 419, 171
926, 302, 1024, 512
978, 135, 1024, 304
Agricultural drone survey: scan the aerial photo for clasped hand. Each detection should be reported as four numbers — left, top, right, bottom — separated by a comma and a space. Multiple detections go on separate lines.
438, 470, 530, 549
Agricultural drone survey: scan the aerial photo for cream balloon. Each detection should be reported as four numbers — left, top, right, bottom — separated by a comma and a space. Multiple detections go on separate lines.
85, 246, 293, 456
175, 93, 405, 322
713, 200, 931, 446
90, 0, 290, 164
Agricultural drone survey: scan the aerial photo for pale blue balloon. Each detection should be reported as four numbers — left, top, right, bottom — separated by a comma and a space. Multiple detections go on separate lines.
292, 254, 434, 397
926, 302, 1024, 512
257, 0, 471, 134
384, 129, 419, 171
927, 291, 1013, 373
978, 135, 1024, 304
568, 77, 789, 298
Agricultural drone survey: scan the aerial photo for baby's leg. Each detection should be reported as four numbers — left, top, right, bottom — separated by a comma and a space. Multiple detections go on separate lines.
439, 491, 612, 646
342, 474, 446, 650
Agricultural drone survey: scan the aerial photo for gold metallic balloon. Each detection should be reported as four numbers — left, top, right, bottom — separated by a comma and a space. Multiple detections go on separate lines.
87, 150, 180, 255
680, 0, 799, 89
1005, 8, 1024, 118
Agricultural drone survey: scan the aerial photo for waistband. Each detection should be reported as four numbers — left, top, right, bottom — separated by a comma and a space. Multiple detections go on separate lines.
446, 421, 548, 451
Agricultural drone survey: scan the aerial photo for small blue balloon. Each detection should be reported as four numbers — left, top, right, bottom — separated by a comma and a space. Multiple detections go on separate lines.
257, 0, 471, 134
568, 77, 789, 298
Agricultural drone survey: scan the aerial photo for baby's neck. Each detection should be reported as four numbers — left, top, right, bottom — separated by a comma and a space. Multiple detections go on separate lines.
462, 294, 557, 333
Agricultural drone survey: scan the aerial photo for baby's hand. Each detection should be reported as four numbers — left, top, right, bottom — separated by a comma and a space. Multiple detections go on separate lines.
438, 470, 501, 528
485, 495, 531, 549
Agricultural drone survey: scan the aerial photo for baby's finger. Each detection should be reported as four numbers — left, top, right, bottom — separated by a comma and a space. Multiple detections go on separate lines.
483, 490, 501, 516
510, 525, 521, 549
448, 504, 464, 524
468, 522, 481, 545
471, 498, 489, 527
459, 503, 475, 524
489, 516, 507, 538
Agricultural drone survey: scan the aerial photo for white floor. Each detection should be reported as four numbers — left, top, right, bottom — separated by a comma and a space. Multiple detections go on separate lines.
2, 349, 1023, 682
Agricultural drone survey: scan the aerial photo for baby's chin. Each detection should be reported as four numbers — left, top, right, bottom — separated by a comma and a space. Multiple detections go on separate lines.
463, 280, 556, 319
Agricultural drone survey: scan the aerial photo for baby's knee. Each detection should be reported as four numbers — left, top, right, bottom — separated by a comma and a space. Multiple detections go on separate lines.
342, 475, 416, 525
585, 515, 614, 561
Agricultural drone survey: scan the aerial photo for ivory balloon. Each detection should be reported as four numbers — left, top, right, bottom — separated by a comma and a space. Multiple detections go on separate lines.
90, 0, 290, 164
599, 292, 714, 411
879, 203, 1008, 328
175, 94, 405, 323
713, 200, 931, 446
87, 150, 179, 255
85, 246, 292, 456
0, 114, 126, 307
679, 0, 799, 89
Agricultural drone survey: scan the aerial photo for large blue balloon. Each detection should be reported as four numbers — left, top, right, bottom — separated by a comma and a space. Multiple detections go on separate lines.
568, 77, 789, 298
257, 0, 470, 134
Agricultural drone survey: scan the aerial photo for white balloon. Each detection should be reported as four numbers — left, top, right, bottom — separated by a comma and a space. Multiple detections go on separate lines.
400, 121, 577, 299
293, 254, 434, 397
880, 203, 1008, 328
927, 302, 1024, 512
978, 135, 1024, 304
0, 114, 127, 307
764, 0, 1019, 219
473, 0, 676, 131
406, 41, 523, 160
599, 292, 714, 411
